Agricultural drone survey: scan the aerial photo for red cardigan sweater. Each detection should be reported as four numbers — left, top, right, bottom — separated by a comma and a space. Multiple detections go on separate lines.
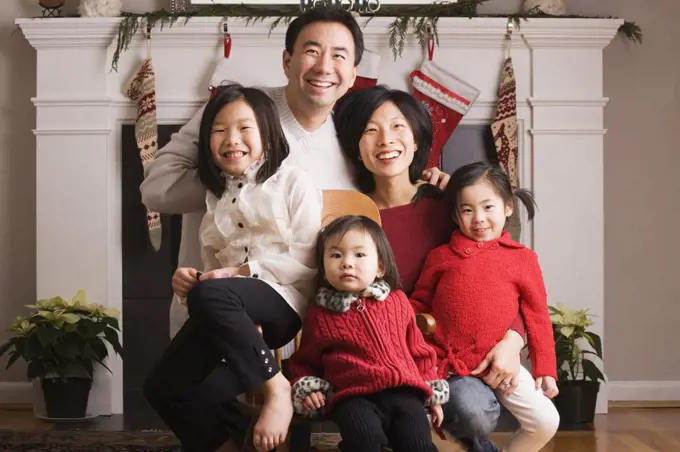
410, 230, 557, 380
380, 196, 526, 337
288, 290, 439, 412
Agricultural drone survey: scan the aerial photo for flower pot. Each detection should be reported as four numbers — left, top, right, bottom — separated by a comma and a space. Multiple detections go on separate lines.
553, 380, 600, 424
41, 377, 92, 419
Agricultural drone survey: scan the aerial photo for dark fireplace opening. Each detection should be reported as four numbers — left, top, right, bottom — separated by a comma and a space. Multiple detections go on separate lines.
122, 124, 183, 430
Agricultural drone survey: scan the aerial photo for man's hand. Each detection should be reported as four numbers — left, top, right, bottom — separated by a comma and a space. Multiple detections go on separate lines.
536, 376, 559, 398
303, 391, 326, 412
172, 267, 199, 297
421, 167, 450, 190
471, 329, 524, 396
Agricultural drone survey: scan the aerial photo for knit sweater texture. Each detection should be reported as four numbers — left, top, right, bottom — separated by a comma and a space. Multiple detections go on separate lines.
411, 230, 557, 380
288, 289, 441, 412
380, 196, 526, 337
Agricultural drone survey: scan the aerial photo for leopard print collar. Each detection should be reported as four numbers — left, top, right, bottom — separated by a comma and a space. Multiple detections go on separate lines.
315, 280, 391, 313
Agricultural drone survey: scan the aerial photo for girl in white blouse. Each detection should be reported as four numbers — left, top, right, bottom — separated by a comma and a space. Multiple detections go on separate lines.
144, 84, 322, 452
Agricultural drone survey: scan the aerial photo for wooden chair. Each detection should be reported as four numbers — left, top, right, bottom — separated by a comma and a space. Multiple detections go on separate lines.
235, 190, 436, 452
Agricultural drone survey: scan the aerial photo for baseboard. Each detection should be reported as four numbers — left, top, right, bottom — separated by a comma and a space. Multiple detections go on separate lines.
608, 381, 680, 402
0, 382, 33, 406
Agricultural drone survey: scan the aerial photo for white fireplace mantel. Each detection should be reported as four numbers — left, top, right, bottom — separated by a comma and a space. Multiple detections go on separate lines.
16, 15, 621, 416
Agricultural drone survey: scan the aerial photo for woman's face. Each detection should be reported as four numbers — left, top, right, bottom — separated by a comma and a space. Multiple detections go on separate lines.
358, 101, 416, 181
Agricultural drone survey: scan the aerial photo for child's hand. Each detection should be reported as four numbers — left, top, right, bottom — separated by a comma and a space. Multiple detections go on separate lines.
430, 404, 444, 427
303, 391, 326, 412
536, 376, 559, 398
172, 267, 199, 297
200, 267, 241, 280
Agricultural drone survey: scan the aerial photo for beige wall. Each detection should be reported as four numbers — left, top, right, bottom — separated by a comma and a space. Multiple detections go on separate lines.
0, 0, 677, 384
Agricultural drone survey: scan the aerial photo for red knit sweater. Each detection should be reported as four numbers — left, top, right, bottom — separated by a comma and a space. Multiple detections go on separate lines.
410, 230, 557, 380
380, 196, 526, 337
288, 290, 438, 411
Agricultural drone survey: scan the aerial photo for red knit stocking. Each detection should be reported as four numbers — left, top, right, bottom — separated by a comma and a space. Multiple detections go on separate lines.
347, 49, 381, 93
410, 60, 480, 169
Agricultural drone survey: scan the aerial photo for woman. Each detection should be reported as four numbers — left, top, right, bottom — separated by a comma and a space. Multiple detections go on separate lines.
333, 86, 527, 452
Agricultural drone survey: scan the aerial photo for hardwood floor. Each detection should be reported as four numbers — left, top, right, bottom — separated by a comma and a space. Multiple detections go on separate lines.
0, 406, 678, 451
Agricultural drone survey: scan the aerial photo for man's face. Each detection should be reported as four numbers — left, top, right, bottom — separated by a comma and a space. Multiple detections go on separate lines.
283, 21, 357, 109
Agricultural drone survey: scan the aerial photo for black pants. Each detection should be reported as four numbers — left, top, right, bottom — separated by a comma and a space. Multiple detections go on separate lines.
330, 387, 438, 452
143, 278, 302, 452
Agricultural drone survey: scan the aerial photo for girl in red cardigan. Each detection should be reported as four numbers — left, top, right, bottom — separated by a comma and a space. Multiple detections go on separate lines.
288, 215, 448, 452
410, 162, 560, 452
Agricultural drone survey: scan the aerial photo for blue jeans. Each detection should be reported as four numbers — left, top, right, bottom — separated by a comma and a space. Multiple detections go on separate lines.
441, 375, 501, 452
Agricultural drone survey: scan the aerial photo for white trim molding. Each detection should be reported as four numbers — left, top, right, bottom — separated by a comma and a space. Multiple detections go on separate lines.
0, 382, 33, 405
608, 381, 680, 402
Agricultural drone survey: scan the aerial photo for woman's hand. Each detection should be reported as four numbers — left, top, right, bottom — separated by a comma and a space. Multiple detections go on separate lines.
421, 167, 450, 190
199, 266, 247, 280
536, 376, 559, 398
172, 267, 199, 297
470, 329, 524, 396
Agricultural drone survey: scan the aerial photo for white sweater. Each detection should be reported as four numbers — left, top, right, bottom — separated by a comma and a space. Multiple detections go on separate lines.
199, 162, 322, 316
140, 86, 357, 337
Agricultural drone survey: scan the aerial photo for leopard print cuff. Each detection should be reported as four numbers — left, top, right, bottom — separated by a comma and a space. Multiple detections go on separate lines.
425, 379, 450, 406
291, 376, 335, 418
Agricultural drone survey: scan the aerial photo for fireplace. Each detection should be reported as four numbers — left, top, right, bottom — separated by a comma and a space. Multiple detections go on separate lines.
16, 15, 621, 416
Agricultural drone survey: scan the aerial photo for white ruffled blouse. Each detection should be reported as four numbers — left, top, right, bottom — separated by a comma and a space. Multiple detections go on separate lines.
198, 161, 323, 317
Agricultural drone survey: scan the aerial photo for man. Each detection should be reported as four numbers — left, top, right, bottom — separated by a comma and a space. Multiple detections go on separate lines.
141, 6, 449, 452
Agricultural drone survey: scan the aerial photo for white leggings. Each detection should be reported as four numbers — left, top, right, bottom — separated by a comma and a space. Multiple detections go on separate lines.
495, 366, 560, 452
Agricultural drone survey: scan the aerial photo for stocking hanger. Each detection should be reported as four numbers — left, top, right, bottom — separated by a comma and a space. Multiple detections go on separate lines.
426, 20, 435, 61
504, 19, 513, 59
145, 22, 152, 58
223, 21, 232, 58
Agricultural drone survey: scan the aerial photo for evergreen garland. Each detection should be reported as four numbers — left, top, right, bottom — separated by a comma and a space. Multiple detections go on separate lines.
108, 1, 641, 71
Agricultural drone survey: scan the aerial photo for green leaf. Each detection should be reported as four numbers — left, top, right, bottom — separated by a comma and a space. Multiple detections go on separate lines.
560, 326, 574, 338
104, 329, 123, 357
0, 339, 16, 357
581, 359, 606, 382
583, 332, 603, 358
61, 313, 81, 324
27, 361, 44, 380
23, 336, 43, 360
6, 352, 22, 370
103, 317, 120, 331
36, 327, 61, 347
53, 341, 80, 361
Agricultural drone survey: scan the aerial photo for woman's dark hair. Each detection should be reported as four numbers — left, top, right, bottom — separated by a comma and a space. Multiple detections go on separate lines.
315, 215, 401, 291
285, 6, 364, 67
197, 83, 290, 197
444, 161, 537, 221
333, 85, 434, 196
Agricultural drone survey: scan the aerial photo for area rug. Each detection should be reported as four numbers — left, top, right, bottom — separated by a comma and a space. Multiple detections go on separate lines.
0, 430, 343, 452
0, 430, 181, 452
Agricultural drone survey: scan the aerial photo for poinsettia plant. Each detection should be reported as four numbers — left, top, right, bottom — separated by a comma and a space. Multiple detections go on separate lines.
0, 290, 123, 381
549, 303, 605, 383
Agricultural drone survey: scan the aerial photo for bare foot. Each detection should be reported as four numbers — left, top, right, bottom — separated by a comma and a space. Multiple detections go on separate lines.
252, 373, 293, 452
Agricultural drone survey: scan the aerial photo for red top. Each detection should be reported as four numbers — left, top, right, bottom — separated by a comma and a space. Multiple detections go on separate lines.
380, 196, 525, 336
410, 230, 557, 379
288, 290, 438, 412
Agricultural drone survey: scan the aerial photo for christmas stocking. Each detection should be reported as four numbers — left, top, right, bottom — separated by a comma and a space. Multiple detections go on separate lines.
348, 49, 381, 93
491, 57, 521, 241
126, 57, 162, 251
410, 60, 480, 169
208, 57, 239, 97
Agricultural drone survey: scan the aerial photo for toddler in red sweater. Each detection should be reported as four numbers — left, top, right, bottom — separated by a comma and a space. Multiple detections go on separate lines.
288, 215, 449, 452
410, 162, 561, 452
